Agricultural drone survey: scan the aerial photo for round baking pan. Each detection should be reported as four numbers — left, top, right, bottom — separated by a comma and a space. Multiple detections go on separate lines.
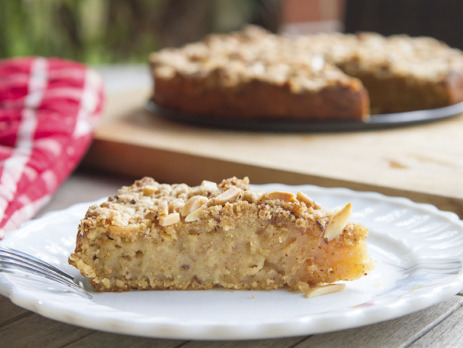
146, 100, 463, 132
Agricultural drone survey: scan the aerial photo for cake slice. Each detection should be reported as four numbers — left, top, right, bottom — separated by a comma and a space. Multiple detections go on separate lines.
69, 177, 372, 295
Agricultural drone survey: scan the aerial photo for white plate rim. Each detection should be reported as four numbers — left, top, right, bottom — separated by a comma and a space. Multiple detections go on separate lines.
1, 183, 463, 340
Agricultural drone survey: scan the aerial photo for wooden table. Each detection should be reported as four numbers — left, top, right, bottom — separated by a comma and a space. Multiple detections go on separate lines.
2, 66, 463, 347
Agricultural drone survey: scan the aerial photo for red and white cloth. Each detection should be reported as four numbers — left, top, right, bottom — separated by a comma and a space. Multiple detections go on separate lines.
0, 57, 104, 238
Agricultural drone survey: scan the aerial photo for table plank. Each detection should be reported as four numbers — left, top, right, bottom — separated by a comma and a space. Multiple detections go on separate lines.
0, 313, 93, 348
409, 303, 463, 347
0, 295, 31, 326
293, 297, 463, 348
181, 336, 306, 348
66, 332, 185, 348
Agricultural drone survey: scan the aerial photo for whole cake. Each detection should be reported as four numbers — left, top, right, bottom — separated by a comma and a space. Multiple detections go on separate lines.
149, 26, 463, 121
69, 177, 372, 296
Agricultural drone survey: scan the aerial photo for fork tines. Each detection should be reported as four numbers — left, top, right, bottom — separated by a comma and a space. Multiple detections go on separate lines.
0, 247, 91, 298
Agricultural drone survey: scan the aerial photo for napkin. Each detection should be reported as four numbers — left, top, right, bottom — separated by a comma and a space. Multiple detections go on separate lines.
0, 57, 104, 238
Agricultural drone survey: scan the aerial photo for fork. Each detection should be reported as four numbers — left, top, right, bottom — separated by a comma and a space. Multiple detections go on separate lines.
401, 259, 462, 276
0, 246, 91, 299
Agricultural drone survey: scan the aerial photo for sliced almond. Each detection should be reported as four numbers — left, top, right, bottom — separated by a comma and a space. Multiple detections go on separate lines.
201, 180, 218, 192
214, 186, 241, 204
262, 191, 296, 202
143, 185, 159, 196
297, 192, 322, 209
305, 283, 346, 298
324, 203, 352, 241
181, 196, 209, 216
159, 212, 180, 226
296, 192, 315, 206
185, 208, 205, 222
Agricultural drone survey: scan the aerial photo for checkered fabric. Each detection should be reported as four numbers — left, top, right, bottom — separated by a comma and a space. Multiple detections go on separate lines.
0, 57, 104, 237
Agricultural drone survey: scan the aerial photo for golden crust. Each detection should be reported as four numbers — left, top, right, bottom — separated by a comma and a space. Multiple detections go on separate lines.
69, 177, 372, 293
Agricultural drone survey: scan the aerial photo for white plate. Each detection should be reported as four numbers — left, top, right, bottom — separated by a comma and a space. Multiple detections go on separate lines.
1, 184, 463, 340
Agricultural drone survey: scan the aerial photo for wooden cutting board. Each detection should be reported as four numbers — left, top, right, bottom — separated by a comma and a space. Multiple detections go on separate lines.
83, 89, 463, 217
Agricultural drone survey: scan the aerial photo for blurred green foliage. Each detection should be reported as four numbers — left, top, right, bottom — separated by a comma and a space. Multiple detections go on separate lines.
0, 0, 280, 64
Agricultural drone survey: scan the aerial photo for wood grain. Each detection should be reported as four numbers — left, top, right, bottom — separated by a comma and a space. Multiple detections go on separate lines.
83, 90, 463, 217
0, 296, 30, 326
0, 314, 93, 347
182, 337, 306, 348
294, 297, 463, 348
66, 332, 184, 348
409, 304, 463, 347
